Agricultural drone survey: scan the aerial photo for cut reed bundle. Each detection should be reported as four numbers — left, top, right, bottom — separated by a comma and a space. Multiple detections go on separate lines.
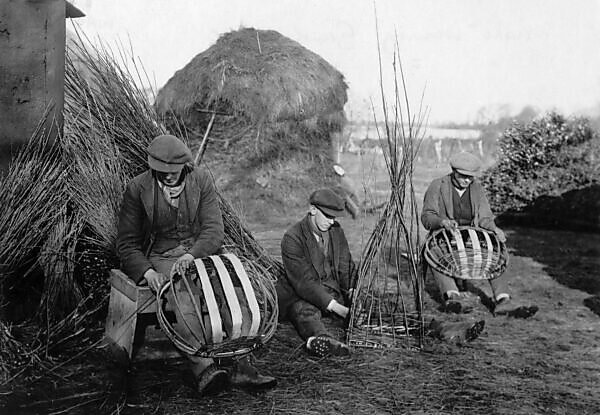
0, 115, 71, 382
65, 31, 165, 176
38, 209, 85, 318
0, 119, 66, 283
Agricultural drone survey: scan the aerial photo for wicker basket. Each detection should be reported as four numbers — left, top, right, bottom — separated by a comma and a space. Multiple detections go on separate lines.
156, 253, 278, 358
423, 226, 508, 280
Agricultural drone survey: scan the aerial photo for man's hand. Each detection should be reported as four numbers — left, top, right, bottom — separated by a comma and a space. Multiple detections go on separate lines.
494, 227, 507, 243
171, 253, 195, 277
143, 269, 168, 292
440, 219, 458, 232
327, 300, 349, 319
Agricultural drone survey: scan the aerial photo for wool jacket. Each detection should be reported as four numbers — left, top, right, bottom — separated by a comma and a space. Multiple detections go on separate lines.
277, 214, 356, 314
116, 167, 224, 283
421, 174, 496, 231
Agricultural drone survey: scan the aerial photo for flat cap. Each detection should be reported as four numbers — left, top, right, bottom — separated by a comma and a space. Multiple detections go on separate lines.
309, 188, 346, 218
147, 134, 193, 173
449, 151, 482, 177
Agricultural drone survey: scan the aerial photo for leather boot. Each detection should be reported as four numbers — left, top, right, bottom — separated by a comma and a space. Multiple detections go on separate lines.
306, 335, 351, 357
190, 357, 228, 396
429, 318, 485, 344
229, 356, 277, 390
195, 364, 228, 396
443, 292, 481, 314
494, 297, 538, 318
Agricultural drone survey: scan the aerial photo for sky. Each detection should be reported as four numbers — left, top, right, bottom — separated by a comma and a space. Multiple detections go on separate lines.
70, 0, 600, 125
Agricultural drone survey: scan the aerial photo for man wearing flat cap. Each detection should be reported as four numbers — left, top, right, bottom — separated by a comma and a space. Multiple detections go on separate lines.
422, 151, 535, 317
117, 134, 275, 395
277, 188, 356, 357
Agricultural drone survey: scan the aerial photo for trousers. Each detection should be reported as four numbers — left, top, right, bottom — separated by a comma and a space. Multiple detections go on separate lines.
432, 268, 509, 301
286, 286, 346, 340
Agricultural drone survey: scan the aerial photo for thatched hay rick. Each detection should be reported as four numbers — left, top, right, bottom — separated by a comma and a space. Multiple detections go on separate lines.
156, 28, 349, 219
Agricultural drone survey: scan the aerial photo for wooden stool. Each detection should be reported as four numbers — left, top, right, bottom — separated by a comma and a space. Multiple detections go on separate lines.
104, 269, 156, 359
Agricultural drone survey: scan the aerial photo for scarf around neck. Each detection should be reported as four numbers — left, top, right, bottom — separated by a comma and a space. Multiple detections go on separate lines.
157, 179, 186, 208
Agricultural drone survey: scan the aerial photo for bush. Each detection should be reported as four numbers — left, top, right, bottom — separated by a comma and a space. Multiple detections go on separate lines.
482, 112, 600, 213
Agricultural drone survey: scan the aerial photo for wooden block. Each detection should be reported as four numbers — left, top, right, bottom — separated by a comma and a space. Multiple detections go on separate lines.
104, 285, 138, 358
110, 269, 143, 300
109, 269, 156, 313
104, 269, 158, 359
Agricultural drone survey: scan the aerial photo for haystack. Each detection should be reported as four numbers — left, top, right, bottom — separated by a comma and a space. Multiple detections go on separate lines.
155, 28, 348, 219
156, 27, 347, 131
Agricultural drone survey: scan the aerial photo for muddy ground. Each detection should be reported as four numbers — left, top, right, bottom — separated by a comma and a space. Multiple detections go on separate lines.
1, 154, 599, 414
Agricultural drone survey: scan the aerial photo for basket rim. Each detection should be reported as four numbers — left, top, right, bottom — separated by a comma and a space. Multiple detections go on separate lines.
422, 225, 509, 280
155, 256, 278, 358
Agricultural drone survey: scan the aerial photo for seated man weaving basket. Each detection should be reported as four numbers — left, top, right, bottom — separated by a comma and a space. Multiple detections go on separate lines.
277, 188, 355, 357
421, 151, 537, 317
116, 134, 276, 395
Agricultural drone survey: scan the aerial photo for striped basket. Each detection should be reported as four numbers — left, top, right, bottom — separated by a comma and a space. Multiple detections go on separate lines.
156, 253, 278, 358
423, 226, 508, 280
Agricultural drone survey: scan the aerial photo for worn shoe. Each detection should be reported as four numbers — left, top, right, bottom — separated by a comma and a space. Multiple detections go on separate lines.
444, 292, 480, 314
195, 364, 229, 396
465, 320, 486, 341
494, 297, 538, 319
584, 295, 600, 317
306, 335, 351, 358
429, 319, 485, 344
229, 357, 276, 390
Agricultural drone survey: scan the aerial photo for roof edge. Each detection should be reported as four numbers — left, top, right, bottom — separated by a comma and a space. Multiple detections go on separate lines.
66, 1, 85, 18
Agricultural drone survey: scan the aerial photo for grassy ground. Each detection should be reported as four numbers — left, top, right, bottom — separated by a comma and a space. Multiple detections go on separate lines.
2, 153, 599, 414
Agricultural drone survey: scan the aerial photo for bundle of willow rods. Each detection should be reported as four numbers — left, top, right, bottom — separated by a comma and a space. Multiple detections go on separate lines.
347, 36, 426, 349
0, 118, 66, 283
0, 320, 41, 384
65, 31, 163, 176
0, 117, 68, 383
38, 209, 85, 318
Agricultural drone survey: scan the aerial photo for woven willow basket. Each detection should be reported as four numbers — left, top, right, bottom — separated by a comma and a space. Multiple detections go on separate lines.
423, 226, 508, 280
156, 253, 278, 358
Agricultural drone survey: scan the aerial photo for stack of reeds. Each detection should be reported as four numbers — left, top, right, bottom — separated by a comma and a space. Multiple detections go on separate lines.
347, 36, 427, 349
0, 118, 65, 280
0, 116, 70, 385
0, 320, 39, 384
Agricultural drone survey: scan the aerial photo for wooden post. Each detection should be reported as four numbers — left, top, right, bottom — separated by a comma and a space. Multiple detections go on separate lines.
0, 0, 83, 174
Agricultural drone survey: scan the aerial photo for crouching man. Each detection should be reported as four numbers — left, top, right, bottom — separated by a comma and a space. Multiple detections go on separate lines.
276, 188, 355, 357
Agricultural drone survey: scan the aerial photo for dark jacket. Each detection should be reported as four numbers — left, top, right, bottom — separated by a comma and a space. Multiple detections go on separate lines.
116, 166, 224, 283
277, 215, 356, 315
421, 174, 496, 231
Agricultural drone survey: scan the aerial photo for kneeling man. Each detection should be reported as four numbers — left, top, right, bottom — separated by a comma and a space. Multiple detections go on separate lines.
277, 188, 356, 357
